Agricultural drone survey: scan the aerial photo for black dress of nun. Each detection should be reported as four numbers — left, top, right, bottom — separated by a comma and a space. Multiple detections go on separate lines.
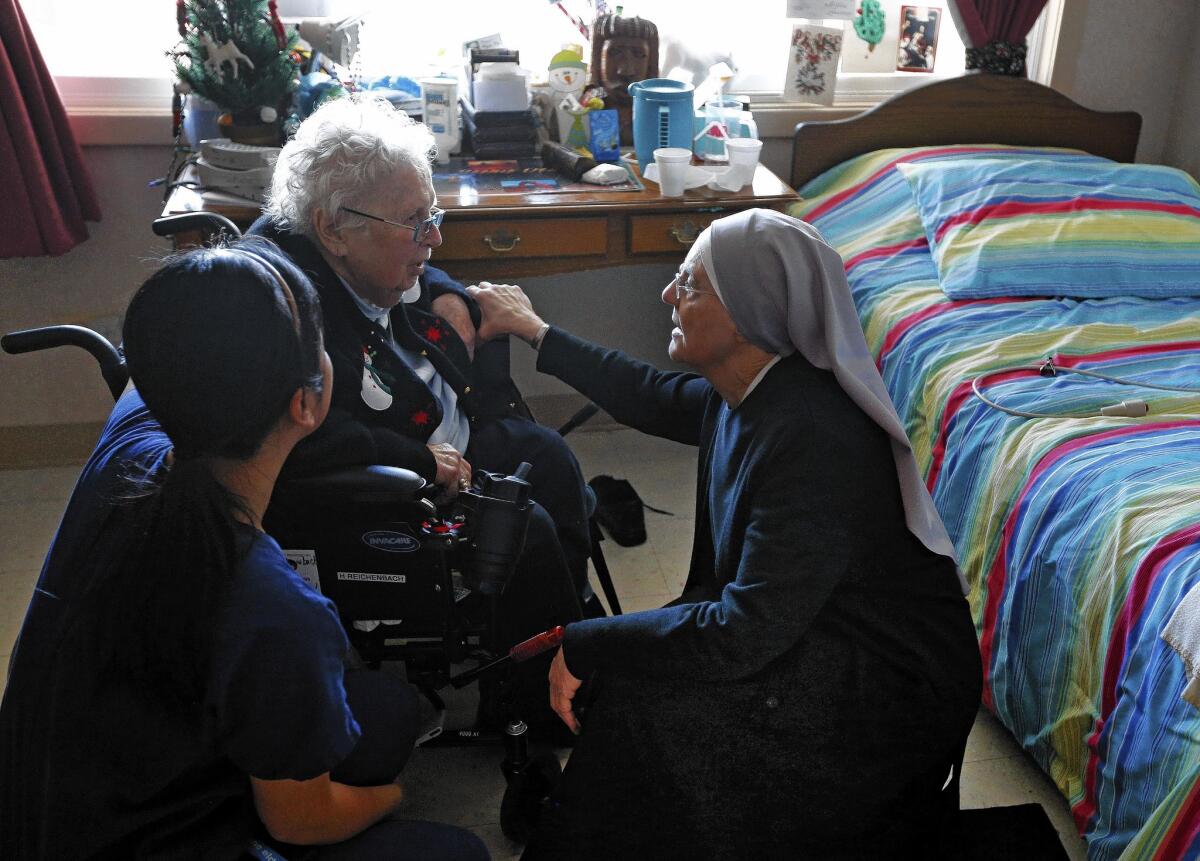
521, 210, 981, 861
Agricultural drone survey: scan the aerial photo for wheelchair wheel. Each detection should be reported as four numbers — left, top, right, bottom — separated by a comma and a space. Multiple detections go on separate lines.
499, 751, 562, 843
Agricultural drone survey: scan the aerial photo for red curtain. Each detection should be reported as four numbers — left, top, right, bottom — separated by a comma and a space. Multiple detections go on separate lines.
948, 0, 1050, 76
0, 0, 101, 258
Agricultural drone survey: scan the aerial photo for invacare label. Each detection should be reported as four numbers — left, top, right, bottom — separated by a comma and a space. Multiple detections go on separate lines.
336, 571, 408, 584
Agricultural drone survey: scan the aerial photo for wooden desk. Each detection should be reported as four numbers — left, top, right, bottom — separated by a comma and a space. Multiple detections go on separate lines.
162, 161, 798, 280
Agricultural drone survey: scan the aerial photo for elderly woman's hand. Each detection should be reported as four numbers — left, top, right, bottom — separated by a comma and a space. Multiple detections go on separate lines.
430, 294, 477, 361
428, 442, 471, 499
467, 282, 546, 345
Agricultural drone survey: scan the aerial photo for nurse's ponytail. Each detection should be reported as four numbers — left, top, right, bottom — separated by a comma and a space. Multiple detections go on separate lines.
90, 238, 325, 707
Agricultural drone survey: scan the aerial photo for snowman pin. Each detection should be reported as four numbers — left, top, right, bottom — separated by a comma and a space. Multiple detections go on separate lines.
361, 346, 393, 411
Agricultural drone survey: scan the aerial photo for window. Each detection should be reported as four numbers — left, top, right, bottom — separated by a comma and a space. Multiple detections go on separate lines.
23, 0, 1061, 123
22, 0, 177, 110
351, 0, 972, 104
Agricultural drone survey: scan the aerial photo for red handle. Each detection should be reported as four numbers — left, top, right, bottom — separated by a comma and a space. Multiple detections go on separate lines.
508, 625, 566, 663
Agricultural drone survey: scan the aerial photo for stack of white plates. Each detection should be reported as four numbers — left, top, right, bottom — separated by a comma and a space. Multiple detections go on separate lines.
196, 140, 281, 202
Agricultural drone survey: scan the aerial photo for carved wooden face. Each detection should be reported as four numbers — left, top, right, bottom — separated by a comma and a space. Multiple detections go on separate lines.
600, 36, 651, 99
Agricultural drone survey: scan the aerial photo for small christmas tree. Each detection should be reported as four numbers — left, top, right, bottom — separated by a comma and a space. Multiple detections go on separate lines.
172, 0, 298, 124
853, 0, 886, 52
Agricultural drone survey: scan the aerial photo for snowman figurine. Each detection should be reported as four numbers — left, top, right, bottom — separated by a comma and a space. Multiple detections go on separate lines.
548, 48, 588, 143
361, 347, 393, 411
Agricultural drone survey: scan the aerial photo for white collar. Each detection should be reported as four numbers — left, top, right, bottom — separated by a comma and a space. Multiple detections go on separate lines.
735, 355, 783, 408
399, 282, 422, 304
337, 274, 399, 328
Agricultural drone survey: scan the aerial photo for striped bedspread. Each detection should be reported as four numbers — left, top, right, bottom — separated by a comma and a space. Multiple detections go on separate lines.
791, 146, 1200, 860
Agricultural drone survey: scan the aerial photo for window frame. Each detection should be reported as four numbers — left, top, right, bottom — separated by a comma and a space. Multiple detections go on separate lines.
54, 2, 1063, 145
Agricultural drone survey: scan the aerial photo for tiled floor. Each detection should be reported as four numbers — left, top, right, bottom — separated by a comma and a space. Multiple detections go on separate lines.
0, 427, 1087, 860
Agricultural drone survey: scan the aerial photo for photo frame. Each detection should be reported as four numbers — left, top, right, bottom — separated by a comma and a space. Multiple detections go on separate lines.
896, 6, 940, 73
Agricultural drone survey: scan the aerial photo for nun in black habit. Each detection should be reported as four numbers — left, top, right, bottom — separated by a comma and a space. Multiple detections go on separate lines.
468, 209, 982, 860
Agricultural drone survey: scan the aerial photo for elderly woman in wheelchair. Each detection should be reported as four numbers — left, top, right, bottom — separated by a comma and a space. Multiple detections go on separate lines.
253, 94, 595, 588
249, 95, 598, 734
0, 240, 490, 860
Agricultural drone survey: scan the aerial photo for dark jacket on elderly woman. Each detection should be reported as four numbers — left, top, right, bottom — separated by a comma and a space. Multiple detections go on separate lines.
521, 328, 982, 861
248, 216, 524, 482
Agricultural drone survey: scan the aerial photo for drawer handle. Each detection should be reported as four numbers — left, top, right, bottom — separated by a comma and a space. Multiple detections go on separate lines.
482, 232, 522, 252
669, 222, 701, 245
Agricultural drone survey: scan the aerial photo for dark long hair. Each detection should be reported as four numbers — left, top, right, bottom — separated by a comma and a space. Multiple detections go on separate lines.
88, 237, 324, 708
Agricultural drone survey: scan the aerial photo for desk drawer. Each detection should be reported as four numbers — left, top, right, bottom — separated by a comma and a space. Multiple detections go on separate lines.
439, 217, 607, 261
630, 213, 723, 254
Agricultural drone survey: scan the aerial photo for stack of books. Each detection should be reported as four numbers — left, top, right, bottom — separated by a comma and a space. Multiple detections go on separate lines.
460, 98, 540, 160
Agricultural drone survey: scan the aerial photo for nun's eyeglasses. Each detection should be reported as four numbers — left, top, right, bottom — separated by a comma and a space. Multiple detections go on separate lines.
340, 205, 445, 243
671, 271, 716, 302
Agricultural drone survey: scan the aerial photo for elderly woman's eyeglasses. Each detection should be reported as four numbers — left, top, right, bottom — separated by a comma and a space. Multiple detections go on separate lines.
671, 270, 715, 302
340, 205, 445, 243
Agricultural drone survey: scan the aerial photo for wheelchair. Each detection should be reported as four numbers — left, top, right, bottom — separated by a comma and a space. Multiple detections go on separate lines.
2, 218, 623, 840
148, 212, 624, 623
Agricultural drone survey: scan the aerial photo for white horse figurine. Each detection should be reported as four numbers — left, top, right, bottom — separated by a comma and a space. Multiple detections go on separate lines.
660, 34, 736, 88
199, 32, 255, 81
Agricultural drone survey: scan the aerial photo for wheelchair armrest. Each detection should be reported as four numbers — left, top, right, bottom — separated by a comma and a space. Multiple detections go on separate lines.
2, 325, 128, 400
280, 465, 429, 504
152, 213, 242, 242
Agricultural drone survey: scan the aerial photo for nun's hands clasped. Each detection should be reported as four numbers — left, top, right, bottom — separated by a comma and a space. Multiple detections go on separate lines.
467, 282, 546, 344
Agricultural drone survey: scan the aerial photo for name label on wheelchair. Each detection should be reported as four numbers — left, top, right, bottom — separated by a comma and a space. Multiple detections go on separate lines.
361, 530, 421, 553
337, 571, 408, 583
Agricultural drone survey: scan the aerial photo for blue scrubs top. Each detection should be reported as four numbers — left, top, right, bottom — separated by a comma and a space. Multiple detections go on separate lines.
0, 390, 360, 859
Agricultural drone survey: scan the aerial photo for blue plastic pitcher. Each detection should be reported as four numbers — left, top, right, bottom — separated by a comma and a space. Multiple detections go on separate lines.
629, 78, 695, 169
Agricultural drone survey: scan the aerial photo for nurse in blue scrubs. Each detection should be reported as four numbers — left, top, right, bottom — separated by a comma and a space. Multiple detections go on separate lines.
0, 239, 489, 860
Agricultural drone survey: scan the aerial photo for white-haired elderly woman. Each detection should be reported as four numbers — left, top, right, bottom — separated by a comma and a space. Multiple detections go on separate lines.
250, 95, 593, 736
469, 209, 982, 859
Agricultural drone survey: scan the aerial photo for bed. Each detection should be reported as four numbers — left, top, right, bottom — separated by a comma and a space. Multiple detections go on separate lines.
787, 74, 1200, 860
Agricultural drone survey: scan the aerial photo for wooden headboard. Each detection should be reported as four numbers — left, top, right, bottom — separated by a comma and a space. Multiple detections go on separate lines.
790, 74, 1142, 188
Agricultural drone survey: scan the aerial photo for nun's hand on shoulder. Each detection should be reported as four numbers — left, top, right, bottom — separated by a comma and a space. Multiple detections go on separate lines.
467, 282, 545, 344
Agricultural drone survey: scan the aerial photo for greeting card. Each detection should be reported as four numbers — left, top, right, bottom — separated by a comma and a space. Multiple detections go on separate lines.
783, 24, 843, 106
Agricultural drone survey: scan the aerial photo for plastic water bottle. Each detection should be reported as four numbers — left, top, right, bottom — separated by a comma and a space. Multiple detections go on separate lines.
421, 77, 459, 164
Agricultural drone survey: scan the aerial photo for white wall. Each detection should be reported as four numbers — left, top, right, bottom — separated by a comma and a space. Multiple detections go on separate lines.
1050, 0, 1195, 167
511, 263, 683, 401
1162, 10, 1200, 180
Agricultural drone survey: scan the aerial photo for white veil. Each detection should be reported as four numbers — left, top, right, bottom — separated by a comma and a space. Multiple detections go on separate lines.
696, 209, 963, 586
